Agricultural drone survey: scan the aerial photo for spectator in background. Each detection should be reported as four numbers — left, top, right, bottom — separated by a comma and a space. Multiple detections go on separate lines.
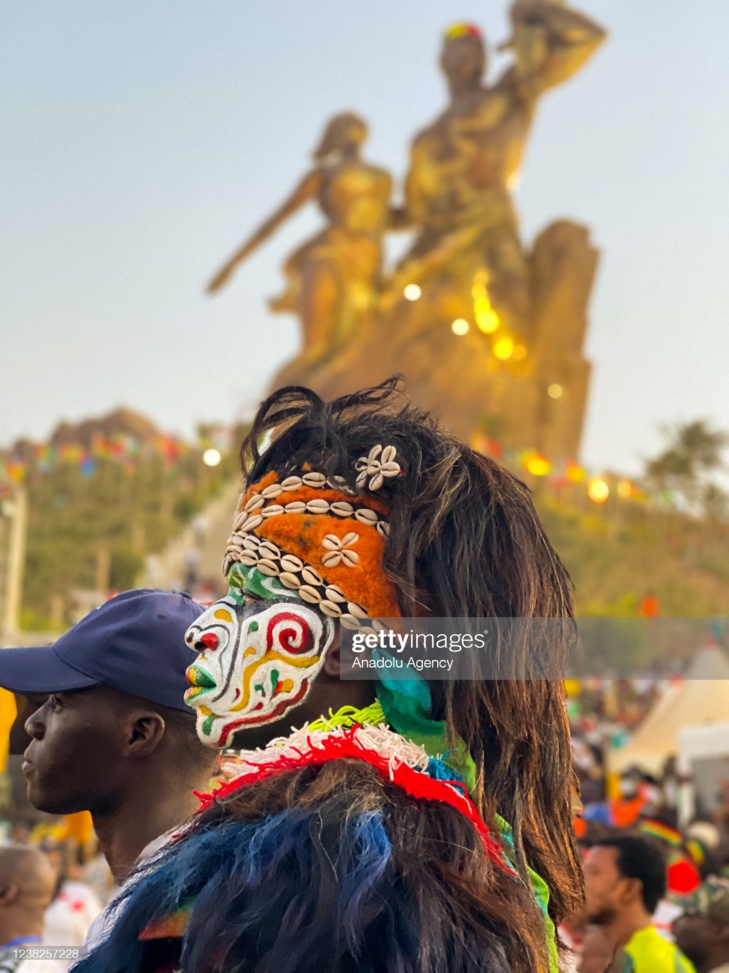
0, 590, 216, 884
0, 845, 63, 973
674, 877, 729, 973
581, 835, 694, 972
41, 841, 102, 970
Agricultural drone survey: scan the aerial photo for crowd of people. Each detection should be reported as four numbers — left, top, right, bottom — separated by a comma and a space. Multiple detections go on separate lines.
0, 380, 727, 972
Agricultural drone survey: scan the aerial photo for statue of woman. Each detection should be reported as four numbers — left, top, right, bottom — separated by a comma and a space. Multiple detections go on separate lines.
208, 112, 392, 369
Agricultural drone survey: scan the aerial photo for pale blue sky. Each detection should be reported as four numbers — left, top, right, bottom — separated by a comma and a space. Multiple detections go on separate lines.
2, 1, 728, 475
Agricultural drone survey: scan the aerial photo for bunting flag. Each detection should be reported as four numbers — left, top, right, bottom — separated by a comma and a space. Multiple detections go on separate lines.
0, 432, 208, 487
470, 434, 649, 506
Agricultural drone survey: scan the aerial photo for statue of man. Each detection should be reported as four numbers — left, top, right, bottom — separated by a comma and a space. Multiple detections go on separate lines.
208, 113, 392, 371
388, 0, 605, 349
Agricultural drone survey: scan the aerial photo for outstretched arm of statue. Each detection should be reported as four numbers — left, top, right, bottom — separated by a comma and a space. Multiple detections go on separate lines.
206, 169, 323, 293
505, 0, 606, 97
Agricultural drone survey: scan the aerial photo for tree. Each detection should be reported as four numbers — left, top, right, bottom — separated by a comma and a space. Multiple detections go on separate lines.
645, 419, 729, 516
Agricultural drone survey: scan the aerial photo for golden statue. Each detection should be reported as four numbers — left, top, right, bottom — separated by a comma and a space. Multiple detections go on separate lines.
208, 112, 392, 374
387, 0, 605, 346
208, 1, 606, 458
318, 0, 606, 454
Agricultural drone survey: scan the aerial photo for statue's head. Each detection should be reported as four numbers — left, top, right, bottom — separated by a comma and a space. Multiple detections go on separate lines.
441, 23, 486, 89
312, 112, 368, 163
182, 379, 583, 923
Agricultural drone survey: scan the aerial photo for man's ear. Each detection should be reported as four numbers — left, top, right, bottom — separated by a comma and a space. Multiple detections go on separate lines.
0, 883, 19, 907
619, 876, 643, 907
122, 711, 166, 759
322, 628, 342, 678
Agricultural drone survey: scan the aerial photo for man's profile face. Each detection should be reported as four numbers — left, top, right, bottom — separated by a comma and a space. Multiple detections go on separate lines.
583, 846, 628, 925
184, 562, 335, 749
22, 686, 122, 815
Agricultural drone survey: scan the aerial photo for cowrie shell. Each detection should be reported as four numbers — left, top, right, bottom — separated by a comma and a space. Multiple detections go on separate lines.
244, 495, 265, 512
330, 501, 354, 517
321, 551, 342, 568
261, 504, 284, 518
258, 542, 280, 559
301, 566, 323, 586
324, 586, 346, 603
319, 599, 343, 618
242, 537, 260, 552
256, 558, 279, 577
341, 550, 360, 566
239, 553, 258, 567
298, 585, 322, 604
281, 476, 303, 490
381, 445, 397, 464
278, 572, 302, 589
280, 554, 304, 573
354, 509, 378, 525
241, 514, 264, 531
260, 483, 283, 498
347, 602, 367, 618
306, 499, 330, 514
322, 535, 340, 551
302, 471, 327, 487
342, 531, 359, 546
284, 501, 306, 514
340, 615, 360, 630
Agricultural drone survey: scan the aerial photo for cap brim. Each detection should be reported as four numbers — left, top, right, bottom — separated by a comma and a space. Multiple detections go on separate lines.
0, 645, 100, 695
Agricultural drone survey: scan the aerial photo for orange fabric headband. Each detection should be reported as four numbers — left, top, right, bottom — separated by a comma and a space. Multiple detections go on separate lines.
223, 469, 402, 629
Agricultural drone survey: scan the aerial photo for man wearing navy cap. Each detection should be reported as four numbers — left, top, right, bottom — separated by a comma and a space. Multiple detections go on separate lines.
0, 590, 216, 883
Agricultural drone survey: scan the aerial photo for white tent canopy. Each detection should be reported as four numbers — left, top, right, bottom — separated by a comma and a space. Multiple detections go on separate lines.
608, 644, 729, 777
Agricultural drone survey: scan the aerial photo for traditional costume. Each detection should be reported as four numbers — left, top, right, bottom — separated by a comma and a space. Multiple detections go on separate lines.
75, 383, 580, 973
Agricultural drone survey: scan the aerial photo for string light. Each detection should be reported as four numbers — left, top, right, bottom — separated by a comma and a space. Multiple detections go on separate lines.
493, 336, 514, 360
451, 318, 469, 336
547, 384, 563, 399
587, 478, 609, 503
404, 284, 421, 301
203, 448, 222, 467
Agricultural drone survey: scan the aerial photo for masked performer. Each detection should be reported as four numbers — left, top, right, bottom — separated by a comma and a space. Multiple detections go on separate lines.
76, 380, 582, 973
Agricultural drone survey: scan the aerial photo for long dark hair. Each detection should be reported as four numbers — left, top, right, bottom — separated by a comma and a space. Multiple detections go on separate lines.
243, 378, 584, 929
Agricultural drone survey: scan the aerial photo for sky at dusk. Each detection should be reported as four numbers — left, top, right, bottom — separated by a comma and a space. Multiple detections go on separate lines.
3, 1, 729, 476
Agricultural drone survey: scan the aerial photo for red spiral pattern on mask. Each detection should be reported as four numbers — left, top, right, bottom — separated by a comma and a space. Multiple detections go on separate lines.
267, 610, 313, 655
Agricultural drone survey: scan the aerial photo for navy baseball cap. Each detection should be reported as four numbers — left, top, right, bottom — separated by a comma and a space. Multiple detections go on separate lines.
0, 589, 204, 712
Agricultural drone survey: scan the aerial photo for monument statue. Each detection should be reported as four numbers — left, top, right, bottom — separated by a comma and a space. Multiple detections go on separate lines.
209, 0, 606, 459
387, 2, 605, 341
208, 112, 392, 376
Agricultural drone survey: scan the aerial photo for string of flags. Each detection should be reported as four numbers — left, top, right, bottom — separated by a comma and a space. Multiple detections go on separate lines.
0, 433, 195, 486
470, 434, 651, 506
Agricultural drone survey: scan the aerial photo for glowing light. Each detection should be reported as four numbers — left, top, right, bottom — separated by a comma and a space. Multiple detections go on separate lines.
513, 344, 527, 360
404, 284, 422, 302
525, 453, 551, 477
566, 463, 585, 483
203, 448, 222, 467
587, 478, 609, 503
547, 384, 563, 399
471, 273, 500, 334
617, 479, 633, 499
451, 318, 470, 336
493, 336, 514, 360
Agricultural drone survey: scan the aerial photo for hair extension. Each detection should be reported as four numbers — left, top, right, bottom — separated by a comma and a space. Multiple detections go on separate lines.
241, 378, 584, 930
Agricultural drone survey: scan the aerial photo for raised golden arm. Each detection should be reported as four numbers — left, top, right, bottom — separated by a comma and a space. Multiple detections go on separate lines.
207, 169, 322, 294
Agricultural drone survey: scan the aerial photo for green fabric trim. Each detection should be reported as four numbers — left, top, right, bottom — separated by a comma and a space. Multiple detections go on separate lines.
496, 816, 559, 973
373, 654, 476, 792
